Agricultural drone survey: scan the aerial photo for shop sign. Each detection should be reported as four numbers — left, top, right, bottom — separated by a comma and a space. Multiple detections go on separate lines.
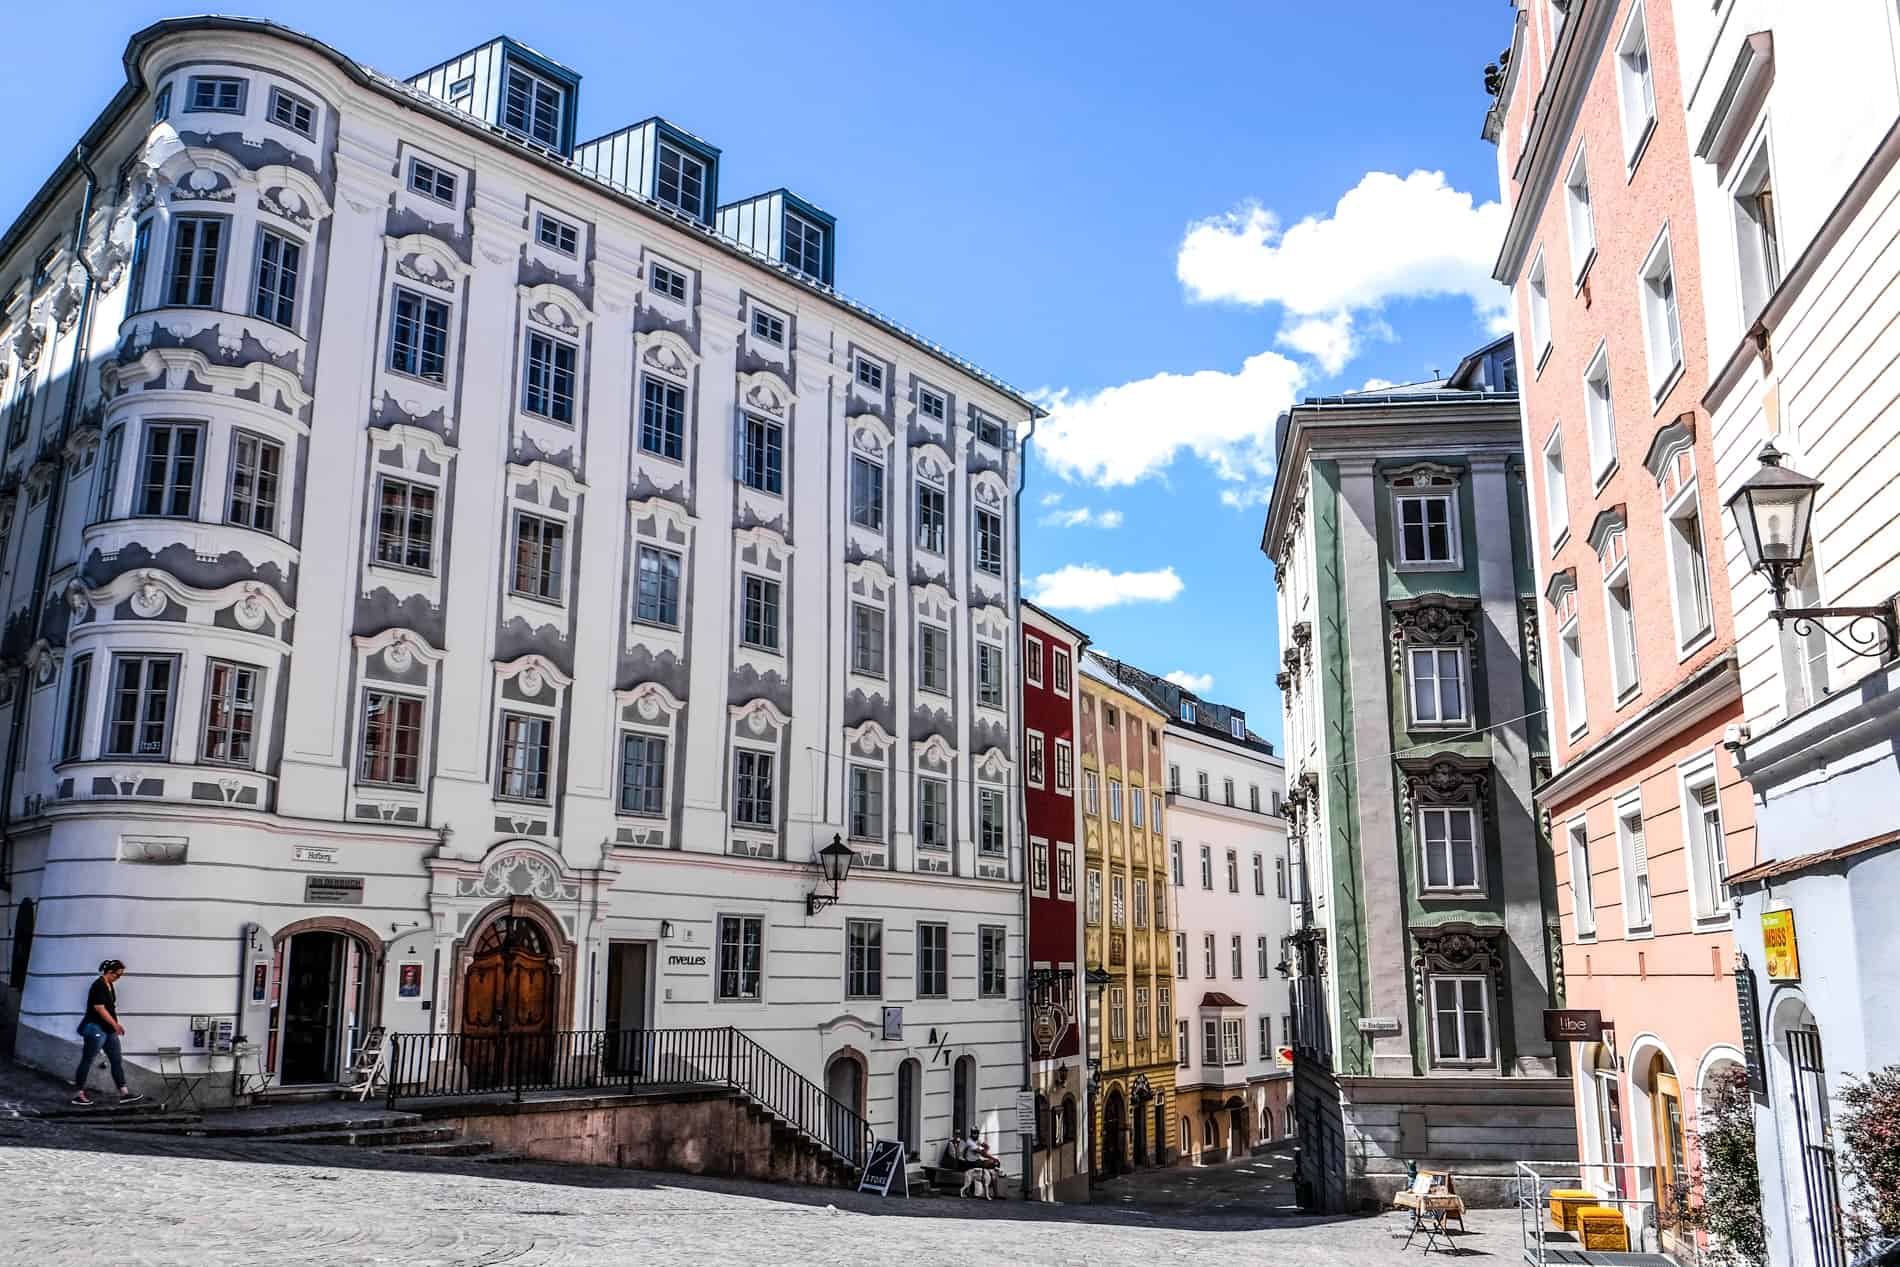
304, 875, 364, 905
1356, 1015, 1400, 1036
1734, 955, 1768, 1095
1543, 1009, 1605, 1043
293, 844, 338, 865
1761, 909, 1800, 980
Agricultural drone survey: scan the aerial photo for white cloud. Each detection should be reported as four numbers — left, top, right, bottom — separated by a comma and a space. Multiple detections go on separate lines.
1028, 565, 1184, 612
1357, 377, 1396, 393
1219, 487, 1272, 511
1175, 170, 1508, 372
1034, 350, 1304, 488
1040, 505, 1126, 530
1039, 492, 1064, 507
1277, 312, 1358, 375
1164, 670, 1215, 693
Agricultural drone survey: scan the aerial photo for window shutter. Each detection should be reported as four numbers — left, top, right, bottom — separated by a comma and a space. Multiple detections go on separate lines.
1630, 819, 1649, 875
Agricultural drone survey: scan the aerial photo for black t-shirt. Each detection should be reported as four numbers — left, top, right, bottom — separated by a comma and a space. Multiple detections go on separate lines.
79, 978, 117, 1034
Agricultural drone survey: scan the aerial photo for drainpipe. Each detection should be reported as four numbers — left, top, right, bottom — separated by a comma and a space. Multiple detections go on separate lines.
1011, 406, 1041, 1199
1, 146, 98, 890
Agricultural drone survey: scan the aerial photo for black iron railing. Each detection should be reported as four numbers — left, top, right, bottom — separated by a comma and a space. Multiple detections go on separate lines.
384, 1026, 874, 1170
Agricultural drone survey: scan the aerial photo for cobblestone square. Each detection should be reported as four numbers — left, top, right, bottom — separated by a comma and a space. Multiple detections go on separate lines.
1, 1109, 1521, 1266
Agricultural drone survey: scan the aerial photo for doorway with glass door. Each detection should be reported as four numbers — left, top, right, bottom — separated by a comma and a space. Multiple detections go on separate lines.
273, 930, 371, 1086
604, 941, 650, 1076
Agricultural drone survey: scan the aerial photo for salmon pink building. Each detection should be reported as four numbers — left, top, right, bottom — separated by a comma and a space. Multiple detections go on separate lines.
1484, 0, 1758, 1252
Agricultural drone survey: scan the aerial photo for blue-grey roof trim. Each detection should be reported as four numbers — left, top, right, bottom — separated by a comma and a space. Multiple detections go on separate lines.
0, 16, 1039, 415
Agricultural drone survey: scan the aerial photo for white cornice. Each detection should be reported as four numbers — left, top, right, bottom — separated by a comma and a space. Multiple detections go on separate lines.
103, 346, 311, 413
72, 569, 294, 630
1539, 653, 1740, 804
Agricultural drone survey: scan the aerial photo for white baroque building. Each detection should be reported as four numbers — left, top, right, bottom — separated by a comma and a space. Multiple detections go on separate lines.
0, 18, 1034, 1167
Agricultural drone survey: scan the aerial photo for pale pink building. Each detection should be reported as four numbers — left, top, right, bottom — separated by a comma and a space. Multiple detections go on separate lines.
1484, 0, 1758, 1253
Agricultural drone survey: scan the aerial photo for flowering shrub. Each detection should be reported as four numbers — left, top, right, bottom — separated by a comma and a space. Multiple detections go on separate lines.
1839, 1065, 1900, 1253
1684, 1064, 1768, 1267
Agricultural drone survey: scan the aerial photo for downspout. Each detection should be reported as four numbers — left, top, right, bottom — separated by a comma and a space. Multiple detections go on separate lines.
1, 147, 98, 890
1012, 406, 1040, 1199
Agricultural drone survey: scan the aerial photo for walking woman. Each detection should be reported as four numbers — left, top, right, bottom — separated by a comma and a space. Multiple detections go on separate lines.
70, 959, 145, 1106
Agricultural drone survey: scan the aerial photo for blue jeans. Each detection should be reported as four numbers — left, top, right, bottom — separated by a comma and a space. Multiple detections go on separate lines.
74, 1022, 126, 1090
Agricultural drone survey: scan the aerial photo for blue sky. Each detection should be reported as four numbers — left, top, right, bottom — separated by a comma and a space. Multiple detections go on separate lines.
1, 1, 1514, 748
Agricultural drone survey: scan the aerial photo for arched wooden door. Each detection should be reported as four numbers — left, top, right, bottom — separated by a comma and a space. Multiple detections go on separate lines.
461, 903, 558, 1088
1101, 1088, 1126, 1176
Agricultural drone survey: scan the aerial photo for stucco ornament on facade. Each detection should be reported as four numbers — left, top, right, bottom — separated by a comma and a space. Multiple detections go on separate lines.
1388, 596, 1479, 671
457, 848, 580, 905
1410, 924, 1506, 1008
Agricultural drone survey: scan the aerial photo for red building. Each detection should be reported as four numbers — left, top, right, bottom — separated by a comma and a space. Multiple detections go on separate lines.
1021, 601, 1088, 1201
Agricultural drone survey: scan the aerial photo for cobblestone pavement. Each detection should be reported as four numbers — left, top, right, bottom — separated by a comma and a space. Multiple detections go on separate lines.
4, 1063, 1516, 1264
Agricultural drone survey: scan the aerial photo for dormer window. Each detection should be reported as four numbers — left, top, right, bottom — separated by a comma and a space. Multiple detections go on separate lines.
656, 142, 708, 219
784, 210, 825, 278
502, 63, 565, 148
447, 77, 474, 109
1180, 700, 1195, 724
1229, 716, 1244, 740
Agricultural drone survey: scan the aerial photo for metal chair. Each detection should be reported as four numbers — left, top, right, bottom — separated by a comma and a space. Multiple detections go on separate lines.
229, 1041, 274, 1099
155, 1046, 209, 1112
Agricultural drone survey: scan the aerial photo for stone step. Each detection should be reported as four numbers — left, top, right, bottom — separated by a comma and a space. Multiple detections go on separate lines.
172, 1113, 422, 1139
381, 1138, 497, 1158
260, 1125, 461, 1149
85, 1114, 204, 1131
35, 1101, 185, 1122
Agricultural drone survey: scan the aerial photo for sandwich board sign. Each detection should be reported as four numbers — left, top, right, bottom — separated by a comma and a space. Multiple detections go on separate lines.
857, 1138, 908, 1197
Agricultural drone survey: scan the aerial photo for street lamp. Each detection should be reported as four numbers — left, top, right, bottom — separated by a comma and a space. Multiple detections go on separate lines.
1725, 442, 1897, 661
805, 834, 857, 916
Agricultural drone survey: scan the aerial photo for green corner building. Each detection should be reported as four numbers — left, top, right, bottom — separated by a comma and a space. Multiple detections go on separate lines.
1261, 339, 1575, 1211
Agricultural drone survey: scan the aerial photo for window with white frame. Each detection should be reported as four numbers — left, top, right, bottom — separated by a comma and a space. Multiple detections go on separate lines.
200, 660, 259, 766
1616, 797, 1652, 932
634, 545, 682, 626
166, 216, 224, 308
1408, 646, 1468, 726
1110, 872, 1126, 927
522, 331, 577, 424
1230, 715, 1245, 739
915, 481, 947, 554
1732, 140, 1781, 320
136, 422, 202, 518
1057, 843, 1074, 896
1086, 868, 1102, 925
1053, 738, 1073, 793
1031, 839, 1049, 894
1226, 849, 1240, 892
855, 356, 884, 392
845, 919, 883, 997
252, 228, 301, 327
1659, 448, 1713, 650
973, 411, 1006, 448
917, 922, 948, 997
1565, 147, 1596, 280
227, 432, 281, 534
1253, 853, 1265, 896
975, 508, 1004, 576
1257, 936, 1271, 979
977, 641, 1004, 709
1639, 229, 1684, 399
1782, 553, 1831, 712
1107, 779, 1123, 823
1615, 4, 1657, 166
1174, 932, 1187, 978
1429, 976, 1491, 1065
1222, 1017, 1243, 1065
496, 711, 551, 802
978, 788, 1005, 855
1197, 770, 1209, 799
152, 84, 171, 123
1109, 987, 1126, 1042
917, 777, 948, 850
1133, 876, 1148, 928
1223, 778, 1235, 807
1682, 760, 1730, 919
1024, 635, 1044, 688
501, 63, 565, 147
1052, 648, 1071, 695
1580, 349, 1616, 485
1201, 1017, 1220, 1064
849, 454, 884, 531
637, 374, 688, 459
358, 689, 424, 786
655, 143, 707, 219
1275, 856, 1286, 898
740, 575, 780, 651
1199, 844, 1213, 890
1543, 428, 1569, 541
918, 622, 948, 694
850, 603, 886, 677
389, 287, 450, 382
1026, 731, 1044, 788
535, 212, 578, 257
1568, 819, 1596, 939
1131, 787, 1146, 829
1419, 805, 1481, 892
734, 748, 775, 827
1604, 551, 1640, 700
1202, 933, 1216, 978
849, 766, 884, 841
618, 732, 667, 817
1259, 1013, 1273, 1059
1528, 251, 1552, 366
717, 915, 762, 999
1551, 579, 1586, 736
510, 511, 566, 603
1134, 985, 1149, 1038
1230, 934, 1243, 978
1396, 492, 1458, 566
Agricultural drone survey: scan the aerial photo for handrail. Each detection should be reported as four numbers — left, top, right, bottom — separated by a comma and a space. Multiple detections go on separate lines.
383, 1026, 875, 1172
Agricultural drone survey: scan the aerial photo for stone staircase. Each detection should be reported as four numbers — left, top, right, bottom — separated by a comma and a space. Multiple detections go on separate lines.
36, 1099, 527, 1164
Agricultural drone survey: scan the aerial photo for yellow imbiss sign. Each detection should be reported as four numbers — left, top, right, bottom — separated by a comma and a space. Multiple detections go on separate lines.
1762, 909, 1800, 980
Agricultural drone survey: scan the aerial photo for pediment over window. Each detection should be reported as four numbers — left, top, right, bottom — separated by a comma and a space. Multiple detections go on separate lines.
495, 653, 572, 699
1409, 922, 1506, 1006
635, 328, 697, 381
1544, 567, 1578, 609
1384, 461, 1462, 489
848, 412, 892, 453
1586, 505, 1627, 556
1389, 595, 1480, 668
1396, 754, 1490, 810
845, 719, 895, 757
519, 282, 591, 334
739, 369, 795, 417
1642, 412, 1697, 479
